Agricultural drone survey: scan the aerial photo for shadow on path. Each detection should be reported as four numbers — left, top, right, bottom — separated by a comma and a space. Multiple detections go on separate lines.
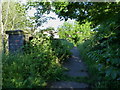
48, 47, 90, 89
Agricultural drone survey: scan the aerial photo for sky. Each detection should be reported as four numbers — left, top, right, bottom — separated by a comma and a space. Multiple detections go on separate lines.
19, 0, 120, 30
37, 12, 65, 30
27, 7, 75, 30
15, 0, 75, 31
18, 0, 66, 30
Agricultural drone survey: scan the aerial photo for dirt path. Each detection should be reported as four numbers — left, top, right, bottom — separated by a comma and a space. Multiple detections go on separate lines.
48, 47, 90, 89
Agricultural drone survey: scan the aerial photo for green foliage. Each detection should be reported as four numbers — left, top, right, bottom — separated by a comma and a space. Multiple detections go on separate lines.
3, 53, 63, 88
3, 29, 73, 88
53, 2, 120, 88
26, 2, 55, 27
3, 1, 120, 88
52, 2, 120, 26
58, 21, 92, 46
78, 16, 120, 88
51, 39, 73, 63
26, 2, 120, 27
2, 1, 28, 30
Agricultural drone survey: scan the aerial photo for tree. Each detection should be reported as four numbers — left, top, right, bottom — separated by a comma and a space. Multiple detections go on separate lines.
0, 0, 3, 89
52, 2, 120, 26
0, 0, 4, 54
1, 0, 32, 53
2, 1, 28, 31
58, 21, 92, 46
26, 1, 55, 27
26, 2, 120, 26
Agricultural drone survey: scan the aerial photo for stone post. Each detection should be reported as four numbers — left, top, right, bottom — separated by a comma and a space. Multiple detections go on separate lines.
6, 30, 24, 53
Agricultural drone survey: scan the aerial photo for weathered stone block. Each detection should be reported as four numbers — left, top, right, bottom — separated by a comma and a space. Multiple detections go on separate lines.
6, 30, 24, 53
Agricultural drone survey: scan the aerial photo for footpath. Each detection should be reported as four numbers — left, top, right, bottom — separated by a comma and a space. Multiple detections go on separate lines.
48, 47, 90, 89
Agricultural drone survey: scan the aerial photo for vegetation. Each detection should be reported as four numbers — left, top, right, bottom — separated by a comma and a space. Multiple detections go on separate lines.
53, 2, 120, 88
2, 1, 34, 53
1, 1, 120, 89
3, 29, 73, 88
78, 18, 120, 88
58, 21, 92, 46
2, 1, 28, 31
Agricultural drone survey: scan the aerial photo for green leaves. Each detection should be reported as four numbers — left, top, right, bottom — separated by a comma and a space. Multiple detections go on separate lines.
3, 29, 73, 88
58, 21, 92, 46
77, 6, 120, 87
2, 1, 28, 30
105, 67, 119, 80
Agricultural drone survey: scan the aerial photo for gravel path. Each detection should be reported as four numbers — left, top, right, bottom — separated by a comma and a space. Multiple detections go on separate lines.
48, 47, 90, 89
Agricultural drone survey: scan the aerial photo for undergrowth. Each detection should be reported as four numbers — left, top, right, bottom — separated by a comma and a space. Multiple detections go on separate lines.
3, 31, 73, 88
78, 23, 120, 88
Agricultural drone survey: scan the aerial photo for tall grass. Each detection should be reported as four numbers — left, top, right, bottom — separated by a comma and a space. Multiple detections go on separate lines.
2, 33, 73, 88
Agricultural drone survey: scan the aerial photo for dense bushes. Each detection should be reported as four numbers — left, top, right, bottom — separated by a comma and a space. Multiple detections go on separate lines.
78, 18, 120, 88
3, 32, 73, 88
57, 14, 120, 88
51, 39, 73, 63
3, 54, 62, 88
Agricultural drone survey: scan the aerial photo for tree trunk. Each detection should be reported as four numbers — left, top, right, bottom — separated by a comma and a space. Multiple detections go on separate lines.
0, 0, 3, 89
0, 0, 4, 53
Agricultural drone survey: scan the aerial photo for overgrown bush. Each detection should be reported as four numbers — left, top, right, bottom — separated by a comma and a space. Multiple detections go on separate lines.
78, 18, 120, 88
3, 53, 63, 88
51, 39, 73, 63
3, 32, 73, 88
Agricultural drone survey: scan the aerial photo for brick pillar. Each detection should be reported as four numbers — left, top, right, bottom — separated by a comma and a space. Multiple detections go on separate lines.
6, 30, 24, 53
